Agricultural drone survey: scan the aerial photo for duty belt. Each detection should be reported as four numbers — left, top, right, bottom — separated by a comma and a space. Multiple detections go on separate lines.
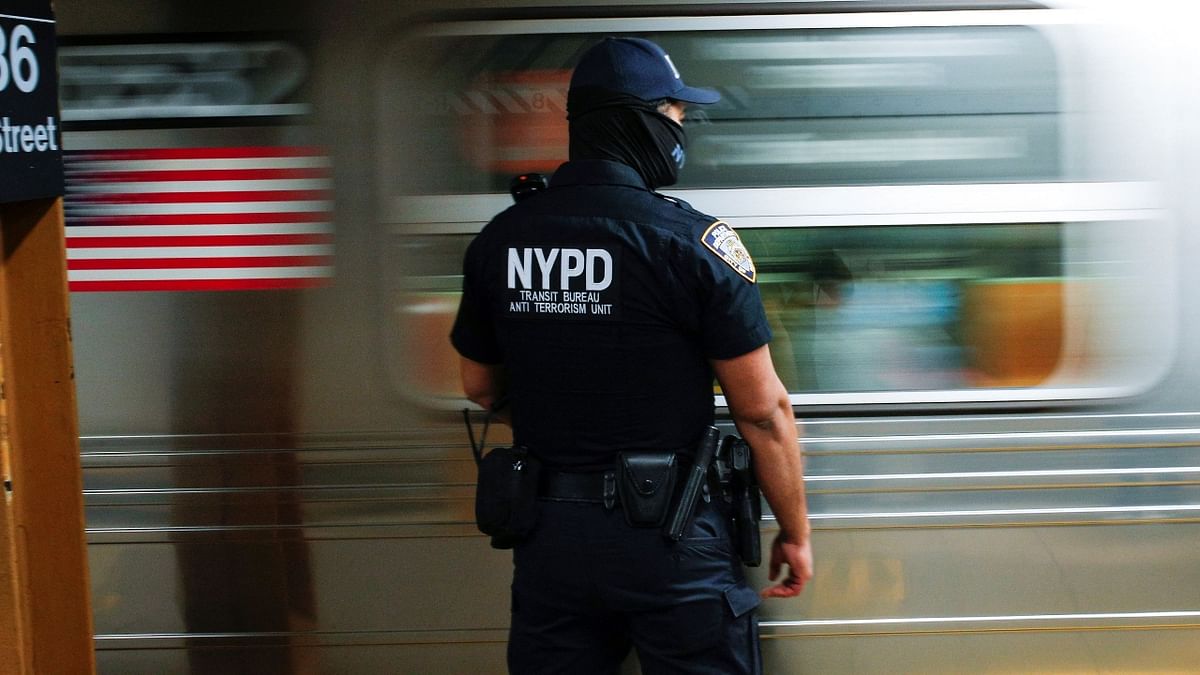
540, 469, 618, 508
538, 452, 698, 508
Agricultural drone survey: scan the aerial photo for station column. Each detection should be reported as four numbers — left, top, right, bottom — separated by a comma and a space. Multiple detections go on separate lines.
0, 2, 97, 673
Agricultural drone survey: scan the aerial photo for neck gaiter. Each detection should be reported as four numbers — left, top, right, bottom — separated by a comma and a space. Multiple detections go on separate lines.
567, 87, 687, 189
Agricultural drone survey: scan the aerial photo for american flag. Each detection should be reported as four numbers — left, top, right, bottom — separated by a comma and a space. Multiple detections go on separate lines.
63, 146, 333, 292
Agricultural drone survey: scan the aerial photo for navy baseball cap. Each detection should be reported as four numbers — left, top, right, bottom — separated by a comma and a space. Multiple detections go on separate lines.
570, 37, 721, 104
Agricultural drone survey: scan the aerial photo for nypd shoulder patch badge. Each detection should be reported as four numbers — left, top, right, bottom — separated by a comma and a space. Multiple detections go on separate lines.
701, 221, 757, 283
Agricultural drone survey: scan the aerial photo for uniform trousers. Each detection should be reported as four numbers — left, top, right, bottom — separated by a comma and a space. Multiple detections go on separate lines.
508, 496, 762, 674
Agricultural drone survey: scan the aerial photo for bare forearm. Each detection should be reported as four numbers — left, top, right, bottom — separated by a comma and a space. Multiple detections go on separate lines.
460, 357, 510, 422
711, 345, 810, 545
733, 400, 809, 545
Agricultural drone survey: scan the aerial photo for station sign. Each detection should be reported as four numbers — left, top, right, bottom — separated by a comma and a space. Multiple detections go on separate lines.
0, 0, 63, 203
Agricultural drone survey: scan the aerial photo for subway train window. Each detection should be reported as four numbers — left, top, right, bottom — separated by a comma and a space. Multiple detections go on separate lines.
58, 41, 310, 122
743, 224, 1063, 393
58, 39, 331, 293
378, 25, 1057, 195
391, 211, 1172, 407
381, 14, 1172, 409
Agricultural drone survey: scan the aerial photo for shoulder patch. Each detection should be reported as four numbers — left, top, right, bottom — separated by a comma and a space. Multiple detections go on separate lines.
701, 221, 757, 283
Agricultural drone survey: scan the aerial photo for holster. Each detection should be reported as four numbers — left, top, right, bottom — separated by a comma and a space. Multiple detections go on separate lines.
616, 451, 678, 527
474, 446, 541, 549
730, 438, 763, 567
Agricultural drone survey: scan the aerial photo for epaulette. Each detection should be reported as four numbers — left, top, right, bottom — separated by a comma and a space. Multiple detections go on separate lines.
653, 192, 693, 209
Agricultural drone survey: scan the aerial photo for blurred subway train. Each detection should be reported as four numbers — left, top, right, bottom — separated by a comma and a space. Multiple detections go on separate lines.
49, 0, 1200, 672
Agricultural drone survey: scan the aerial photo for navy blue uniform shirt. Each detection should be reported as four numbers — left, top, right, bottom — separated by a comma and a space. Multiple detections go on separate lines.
451, 160, 771, 468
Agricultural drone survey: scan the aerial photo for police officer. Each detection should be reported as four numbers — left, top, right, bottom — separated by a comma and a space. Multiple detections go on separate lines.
451, 37, 813, 674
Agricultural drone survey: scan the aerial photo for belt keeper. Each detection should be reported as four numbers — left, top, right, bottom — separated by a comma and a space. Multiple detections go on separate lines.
603, 470, 617, 510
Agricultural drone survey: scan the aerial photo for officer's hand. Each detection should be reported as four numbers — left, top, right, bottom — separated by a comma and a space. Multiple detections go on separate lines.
761, 532, 813, 599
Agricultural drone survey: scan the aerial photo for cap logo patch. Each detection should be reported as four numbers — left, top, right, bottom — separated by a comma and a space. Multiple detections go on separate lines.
701, 221, 756, 283
663, 53, 682, 80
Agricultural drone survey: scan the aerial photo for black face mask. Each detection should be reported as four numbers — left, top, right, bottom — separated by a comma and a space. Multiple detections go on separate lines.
567, 88, 687, 189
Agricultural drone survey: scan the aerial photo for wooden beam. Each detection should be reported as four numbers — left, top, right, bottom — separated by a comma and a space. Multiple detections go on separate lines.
0, 198, 95, 675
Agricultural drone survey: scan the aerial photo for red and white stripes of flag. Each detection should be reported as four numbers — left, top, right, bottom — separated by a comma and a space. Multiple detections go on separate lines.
63, 146, 333, 292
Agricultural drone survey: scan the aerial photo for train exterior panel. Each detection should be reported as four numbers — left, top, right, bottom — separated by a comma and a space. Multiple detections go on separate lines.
51, 0, 1200, 672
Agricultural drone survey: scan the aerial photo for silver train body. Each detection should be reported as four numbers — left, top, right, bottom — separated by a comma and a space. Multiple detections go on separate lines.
54, 0, 1200, 672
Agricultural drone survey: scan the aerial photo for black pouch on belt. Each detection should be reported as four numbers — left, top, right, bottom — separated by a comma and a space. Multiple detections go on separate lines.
475, 446, 541, 549
616, 451, 678, 527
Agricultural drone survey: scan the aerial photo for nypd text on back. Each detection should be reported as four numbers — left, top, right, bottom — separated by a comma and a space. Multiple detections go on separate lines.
505, 246, 618, 318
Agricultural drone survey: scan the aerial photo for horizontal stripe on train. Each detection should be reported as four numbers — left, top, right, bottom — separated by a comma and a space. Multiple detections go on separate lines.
67, 245, 333, 259
68, 212, 331, 226
65, 157, 331, 172
68, 266, 331, 281
69, 278, 327, 292
67, 179, 331, 193
65, 201, 332, 215
69, 168, 330, 183
67, 189, 332, 204
67, 146, 327, 160
67, 223, 331, 237
68, 256, 331, 270
67, 233, 329, 247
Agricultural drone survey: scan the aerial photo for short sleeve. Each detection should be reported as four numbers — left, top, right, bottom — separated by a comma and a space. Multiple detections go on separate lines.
687, 220, 773, 360
449, 236, 503, 364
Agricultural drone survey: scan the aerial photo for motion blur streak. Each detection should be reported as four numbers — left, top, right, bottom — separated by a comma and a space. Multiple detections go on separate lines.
51, 0, 1200, 672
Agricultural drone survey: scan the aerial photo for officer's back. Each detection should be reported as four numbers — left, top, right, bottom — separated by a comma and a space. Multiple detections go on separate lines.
464, 158, 754, 467
451, 36, 813, 675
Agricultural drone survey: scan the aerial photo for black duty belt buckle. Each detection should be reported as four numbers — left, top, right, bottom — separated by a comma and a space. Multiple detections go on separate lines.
540, 469, 618, 507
